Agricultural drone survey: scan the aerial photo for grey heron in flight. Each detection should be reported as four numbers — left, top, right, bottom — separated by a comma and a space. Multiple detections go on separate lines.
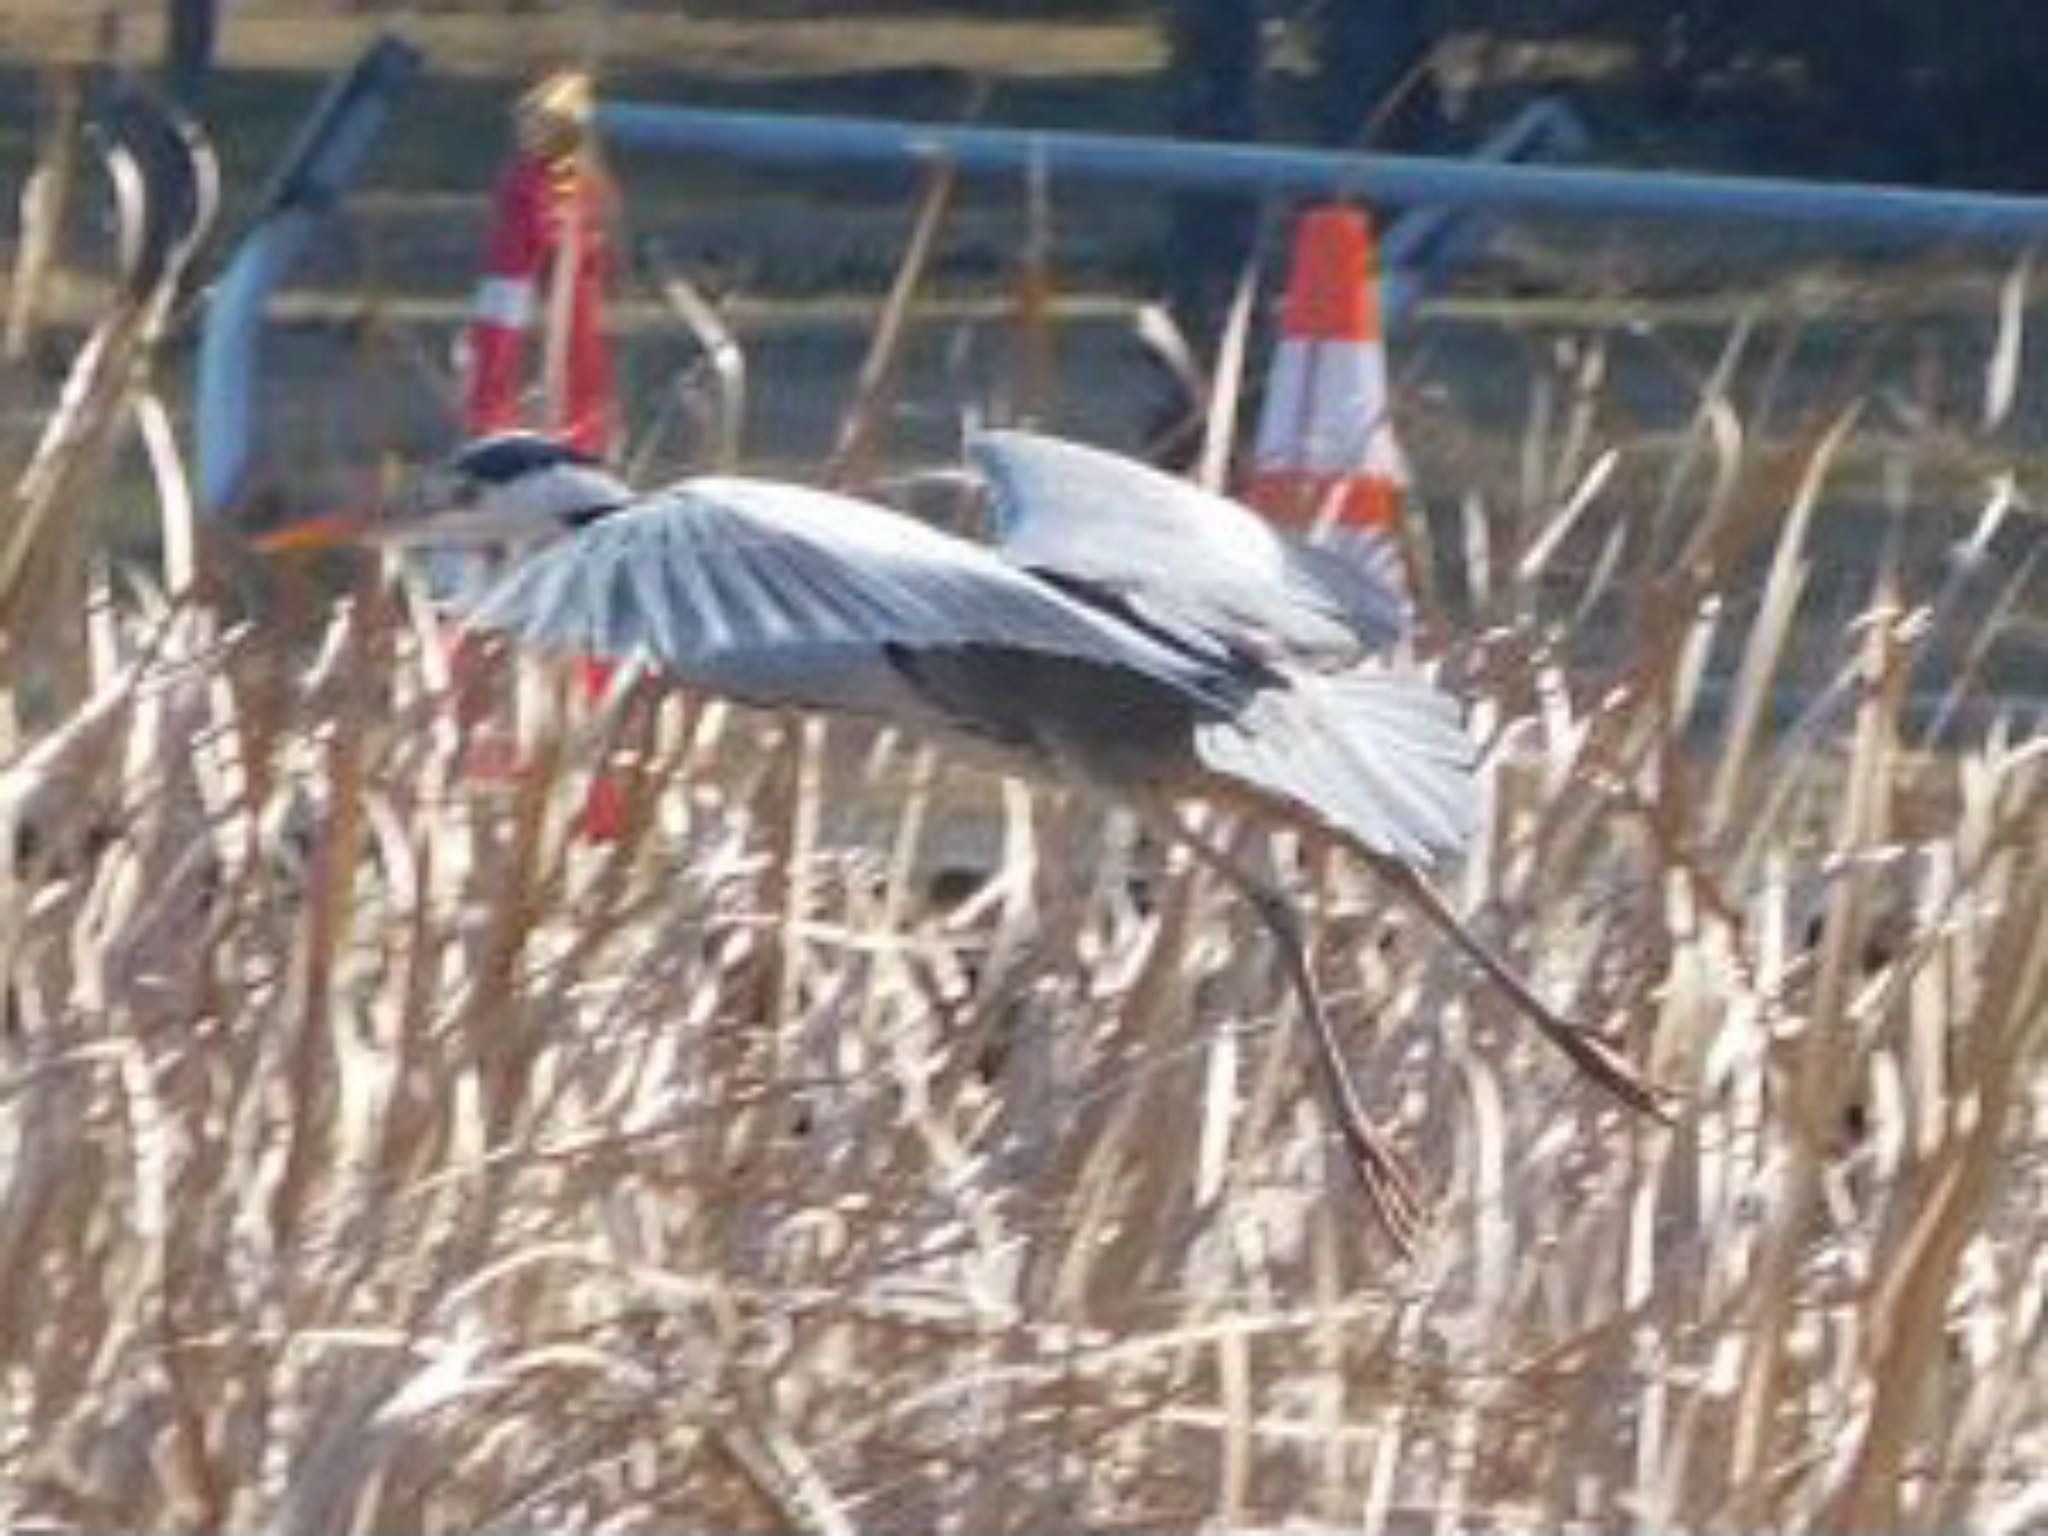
270, 429, 1668, 1245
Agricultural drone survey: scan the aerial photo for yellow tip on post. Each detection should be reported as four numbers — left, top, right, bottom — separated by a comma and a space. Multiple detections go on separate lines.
517, 69, 596, 160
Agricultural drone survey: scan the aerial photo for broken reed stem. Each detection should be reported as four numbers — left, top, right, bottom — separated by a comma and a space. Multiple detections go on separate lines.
825, 158, 958, 488
2, 67, 80, 364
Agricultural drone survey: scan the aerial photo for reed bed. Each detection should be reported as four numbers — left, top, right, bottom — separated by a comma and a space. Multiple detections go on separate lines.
1, 267, 2045, 1534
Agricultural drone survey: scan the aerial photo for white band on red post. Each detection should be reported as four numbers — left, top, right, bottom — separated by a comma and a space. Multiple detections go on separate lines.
473, 275, 537, 330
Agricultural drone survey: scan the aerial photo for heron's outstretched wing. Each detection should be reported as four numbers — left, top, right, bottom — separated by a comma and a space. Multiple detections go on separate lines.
465, 475, 1235, 722
970, 429, 1408, 664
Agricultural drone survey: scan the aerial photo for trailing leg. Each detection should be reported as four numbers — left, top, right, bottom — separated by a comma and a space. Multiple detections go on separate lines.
1157, 808, 1424, 1253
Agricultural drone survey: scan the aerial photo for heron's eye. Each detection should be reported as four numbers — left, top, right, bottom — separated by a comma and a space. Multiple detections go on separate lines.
414, 468, 479, 514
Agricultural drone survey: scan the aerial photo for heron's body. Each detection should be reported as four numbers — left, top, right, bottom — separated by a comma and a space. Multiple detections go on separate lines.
468, 443, 1476, 868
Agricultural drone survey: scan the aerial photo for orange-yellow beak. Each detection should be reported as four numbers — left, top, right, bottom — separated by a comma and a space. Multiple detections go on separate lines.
252, 511, 375, 552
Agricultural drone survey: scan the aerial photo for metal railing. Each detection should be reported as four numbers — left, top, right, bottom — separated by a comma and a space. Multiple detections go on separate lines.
596, 100, 2048, 244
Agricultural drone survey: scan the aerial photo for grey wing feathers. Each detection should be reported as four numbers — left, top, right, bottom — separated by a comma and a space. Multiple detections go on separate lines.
1195, 668, 1477, 867
464, 476, 1227, 718
970, 428, 1408, 662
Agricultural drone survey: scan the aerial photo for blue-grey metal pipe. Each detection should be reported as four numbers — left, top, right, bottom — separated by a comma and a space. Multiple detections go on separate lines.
196, 34, 420, 518
597, 102, 2048, 244
196, 208, 317, 516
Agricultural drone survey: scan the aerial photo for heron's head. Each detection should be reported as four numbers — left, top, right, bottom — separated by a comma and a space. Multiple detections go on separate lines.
258, 432, 634, 551
414, 434, 635, 535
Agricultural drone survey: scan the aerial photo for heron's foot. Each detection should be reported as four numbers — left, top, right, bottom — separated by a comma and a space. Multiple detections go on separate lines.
1156, 816, 1431, 1251
1539, 1016, 1680, 1125
1329, 1101, 1425, 1256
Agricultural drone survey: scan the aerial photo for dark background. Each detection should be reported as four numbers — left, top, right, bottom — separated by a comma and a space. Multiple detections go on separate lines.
133, 0, 2048, 187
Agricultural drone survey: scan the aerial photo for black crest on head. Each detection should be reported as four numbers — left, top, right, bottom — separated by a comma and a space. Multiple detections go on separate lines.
453, 433, 604, 485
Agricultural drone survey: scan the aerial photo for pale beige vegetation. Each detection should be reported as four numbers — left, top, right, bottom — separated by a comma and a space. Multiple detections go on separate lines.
1, 319, 2043, 1532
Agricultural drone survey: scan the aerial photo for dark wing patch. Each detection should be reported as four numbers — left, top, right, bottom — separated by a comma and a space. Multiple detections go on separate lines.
1027, 567, 1283, 692
883, 642, 1217, 785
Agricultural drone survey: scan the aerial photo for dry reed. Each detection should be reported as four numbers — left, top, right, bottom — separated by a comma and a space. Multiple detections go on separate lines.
0, 249, 2043, 1534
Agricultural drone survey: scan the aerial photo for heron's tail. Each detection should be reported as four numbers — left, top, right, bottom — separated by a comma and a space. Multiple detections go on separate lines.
1193, 667, 1672, 1120
1193, 667, 1478, 869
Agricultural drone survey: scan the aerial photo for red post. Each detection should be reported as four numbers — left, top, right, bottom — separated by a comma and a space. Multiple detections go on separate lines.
459, 71, 630, 839
463, 69, 619, 455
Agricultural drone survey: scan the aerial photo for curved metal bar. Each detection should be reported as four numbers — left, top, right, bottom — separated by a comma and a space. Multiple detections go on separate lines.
597, 100, 2048, 245
195, 206, 317, 517
194, 34, 420, 519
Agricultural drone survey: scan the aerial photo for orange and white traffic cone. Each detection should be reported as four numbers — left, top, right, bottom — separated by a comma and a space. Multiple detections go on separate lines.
1243, 205, 1410, 581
